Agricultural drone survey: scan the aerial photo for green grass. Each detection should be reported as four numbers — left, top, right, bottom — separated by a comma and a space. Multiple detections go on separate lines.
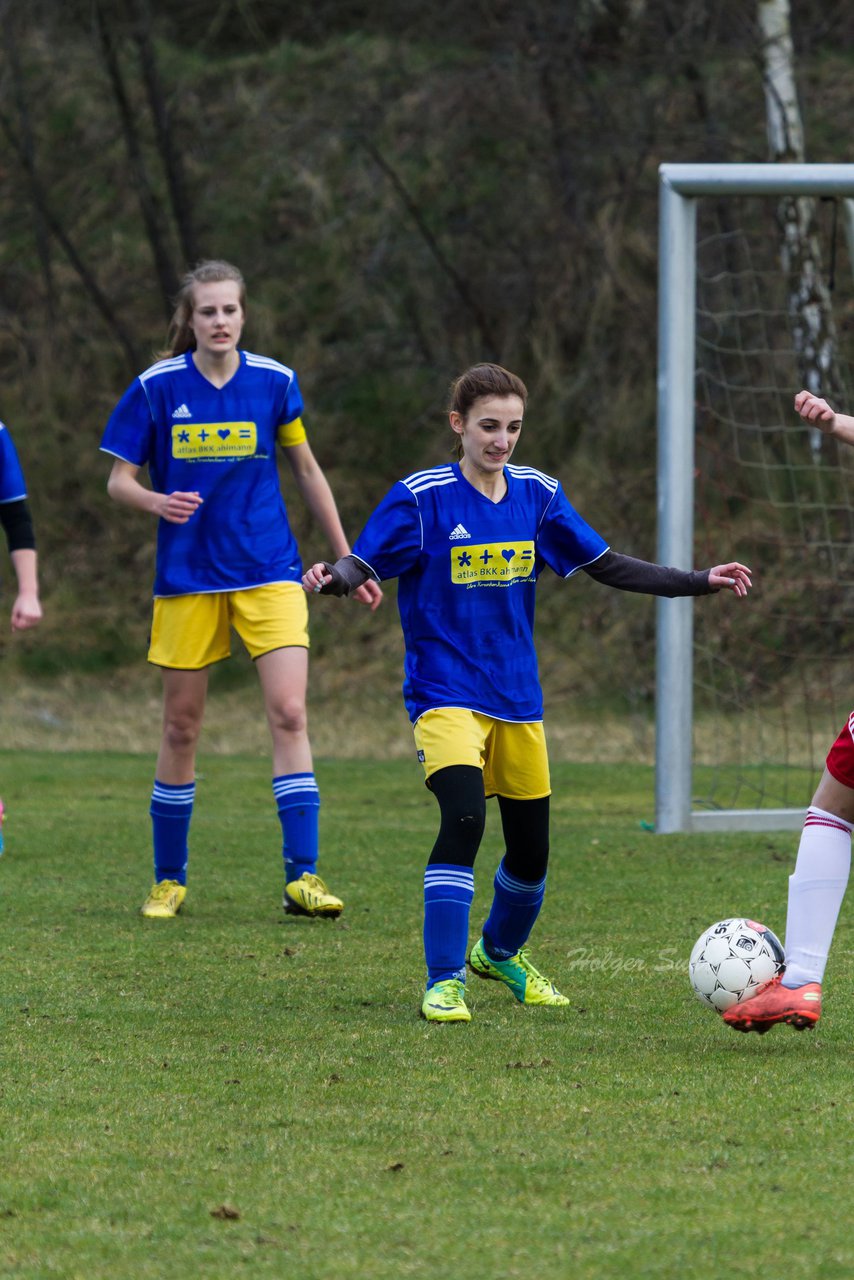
1, 752, 852, 1279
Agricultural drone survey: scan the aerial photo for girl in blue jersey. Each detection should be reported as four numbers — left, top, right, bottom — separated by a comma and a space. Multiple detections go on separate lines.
304, 362, 752, 1022
102, 260, 381, 921
0, 421, 41, 633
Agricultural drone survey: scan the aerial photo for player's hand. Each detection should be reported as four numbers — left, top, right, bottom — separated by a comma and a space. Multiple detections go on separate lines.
11, 591, 42, 631
159, 490, 203, 523
794, 390, 836, 432
353, 579, 383, 611
302, 562, 332, 594
707, 562, 752, 597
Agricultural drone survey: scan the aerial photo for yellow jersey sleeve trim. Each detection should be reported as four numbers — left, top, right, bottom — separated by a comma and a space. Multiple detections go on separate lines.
277, 417, 307, 448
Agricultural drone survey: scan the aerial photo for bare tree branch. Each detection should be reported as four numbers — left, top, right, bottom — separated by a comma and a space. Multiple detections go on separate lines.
94, 0, 178, 318
358, 135, 500, 360
2, 5, 56, 314
0, 102, 141, 373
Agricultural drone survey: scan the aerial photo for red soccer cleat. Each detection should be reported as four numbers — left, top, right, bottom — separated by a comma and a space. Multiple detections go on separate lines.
722, 975, 822, 1034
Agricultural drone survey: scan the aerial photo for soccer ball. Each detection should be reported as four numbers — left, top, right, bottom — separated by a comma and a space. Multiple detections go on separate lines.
689, 918, 785, 1013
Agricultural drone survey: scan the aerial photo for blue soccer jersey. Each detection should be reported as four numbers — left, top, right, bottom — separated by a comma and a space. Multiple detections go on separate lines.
100, 351, 307, 596
0, 423, 27, 505
352, 461, 609, 722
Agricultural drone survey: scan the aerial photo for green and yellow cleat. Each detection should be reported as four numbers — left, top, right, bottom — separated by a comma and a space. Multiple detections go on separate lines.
140, 879, 187, 919
283, 872, 344, 919
468, 937, 569, 1005
420, 978, 471, 1023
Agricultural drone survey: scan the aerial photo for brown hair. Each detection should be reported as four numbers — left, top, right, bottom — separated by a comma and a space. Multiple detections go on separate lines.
158, 260, 246, 359
448, 363, 528, 458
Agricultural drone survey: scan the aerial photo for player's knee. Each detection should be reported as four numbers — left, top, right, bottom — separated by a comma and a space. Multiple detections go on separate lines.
504, 843, 550, 882
162, 709, 203, 753
265, 696, 308, 737
269, 698, 307, 736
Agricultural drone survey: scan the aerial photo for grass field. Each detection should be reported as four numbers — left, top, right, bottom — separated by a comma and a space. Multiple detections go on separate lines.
1, 750, 852, 1279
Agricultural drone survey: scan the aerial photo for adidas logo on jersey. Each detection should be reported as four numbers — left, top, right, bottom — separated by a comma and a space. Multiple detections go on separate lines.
448, 523, 471, 540
172, 404, 192, 419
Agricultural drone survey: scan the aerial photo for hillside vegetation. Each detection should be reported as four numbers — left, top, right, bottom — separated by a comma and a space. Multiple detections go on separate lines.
1, 1, 852, 720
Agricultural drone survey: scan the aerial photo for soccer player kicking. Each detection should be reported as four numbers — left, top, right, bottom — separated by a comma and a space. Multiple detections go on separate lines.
102, 260, 381, 921
304, 363, 751, 1022
0, 418, 42, 633
724, 388, 854, 1035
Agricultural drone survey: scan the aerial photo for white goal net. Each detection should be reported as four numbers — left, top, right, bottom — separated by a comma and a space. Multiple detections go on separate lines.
656, 164, 854, 832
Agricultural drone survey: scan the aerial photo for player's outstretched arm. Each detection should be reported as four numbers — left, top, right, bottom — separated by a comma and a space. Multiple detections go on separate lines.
584, 550, 752, 598
794, 390, 854, 446
106, 458, 202, 524
706, 562, 752, 597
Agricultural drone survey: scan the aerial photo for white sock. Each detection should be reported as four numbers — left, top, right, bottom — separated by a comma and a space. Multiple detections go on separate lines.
783, 806, 852, 987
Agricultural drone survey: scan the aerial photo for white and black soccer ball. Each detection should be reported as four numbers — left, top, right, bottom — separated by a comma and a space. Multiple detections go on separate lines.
689, 918, 785, 1013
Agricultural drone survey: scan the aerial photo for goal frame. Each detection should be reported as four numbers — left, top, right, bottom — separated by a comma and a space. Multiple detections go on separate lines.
655, 163, 854, 833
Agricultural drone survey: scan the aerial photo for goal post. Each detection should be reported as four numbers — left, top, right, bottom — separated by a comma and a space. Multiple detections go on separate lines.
655, 163, 854, 834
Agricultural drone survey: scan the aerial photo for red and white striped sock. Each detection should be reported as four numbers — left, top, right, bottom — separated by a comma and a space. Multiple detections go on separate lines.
783, 806, 852, 988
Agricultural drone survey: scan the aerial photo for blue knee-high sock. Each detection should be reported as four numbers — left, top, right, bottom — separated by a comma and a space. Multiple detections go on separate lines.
273, 773, 320, 882
482, 859, 546, 959
423, 864, 475, 988
150, 780, 195, 885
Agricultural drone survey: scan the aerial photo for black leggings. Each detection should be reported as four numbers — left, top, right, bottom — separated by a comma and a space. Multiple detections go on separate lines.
426, 765, 550, 880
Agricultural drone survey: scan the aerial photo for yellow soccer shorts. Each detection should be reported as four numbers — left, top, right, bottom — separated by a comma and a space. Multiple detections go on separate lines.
148, 581, 309, 670
413, 707, 551, 800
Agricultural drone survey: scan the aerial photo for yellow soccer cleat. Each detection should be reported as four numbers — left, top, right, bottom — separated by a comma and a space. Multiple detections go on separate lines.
468, 937, 569, 1005
420, 978, 472, 1023
140, 879, 187, 919
283, 872, 343, 919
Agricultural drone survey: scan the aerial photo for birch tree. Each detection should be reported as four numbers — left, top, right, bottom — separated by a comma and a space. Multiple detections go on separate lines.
758, 0, 844, 443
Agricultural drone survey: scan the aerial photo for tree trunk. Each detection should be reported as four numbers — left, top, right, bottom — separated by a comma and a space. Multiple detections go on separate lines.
758, 0, 844, 447
128, 0, 201, 268
2, 1, 56, 319
94, 0, 179, 319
